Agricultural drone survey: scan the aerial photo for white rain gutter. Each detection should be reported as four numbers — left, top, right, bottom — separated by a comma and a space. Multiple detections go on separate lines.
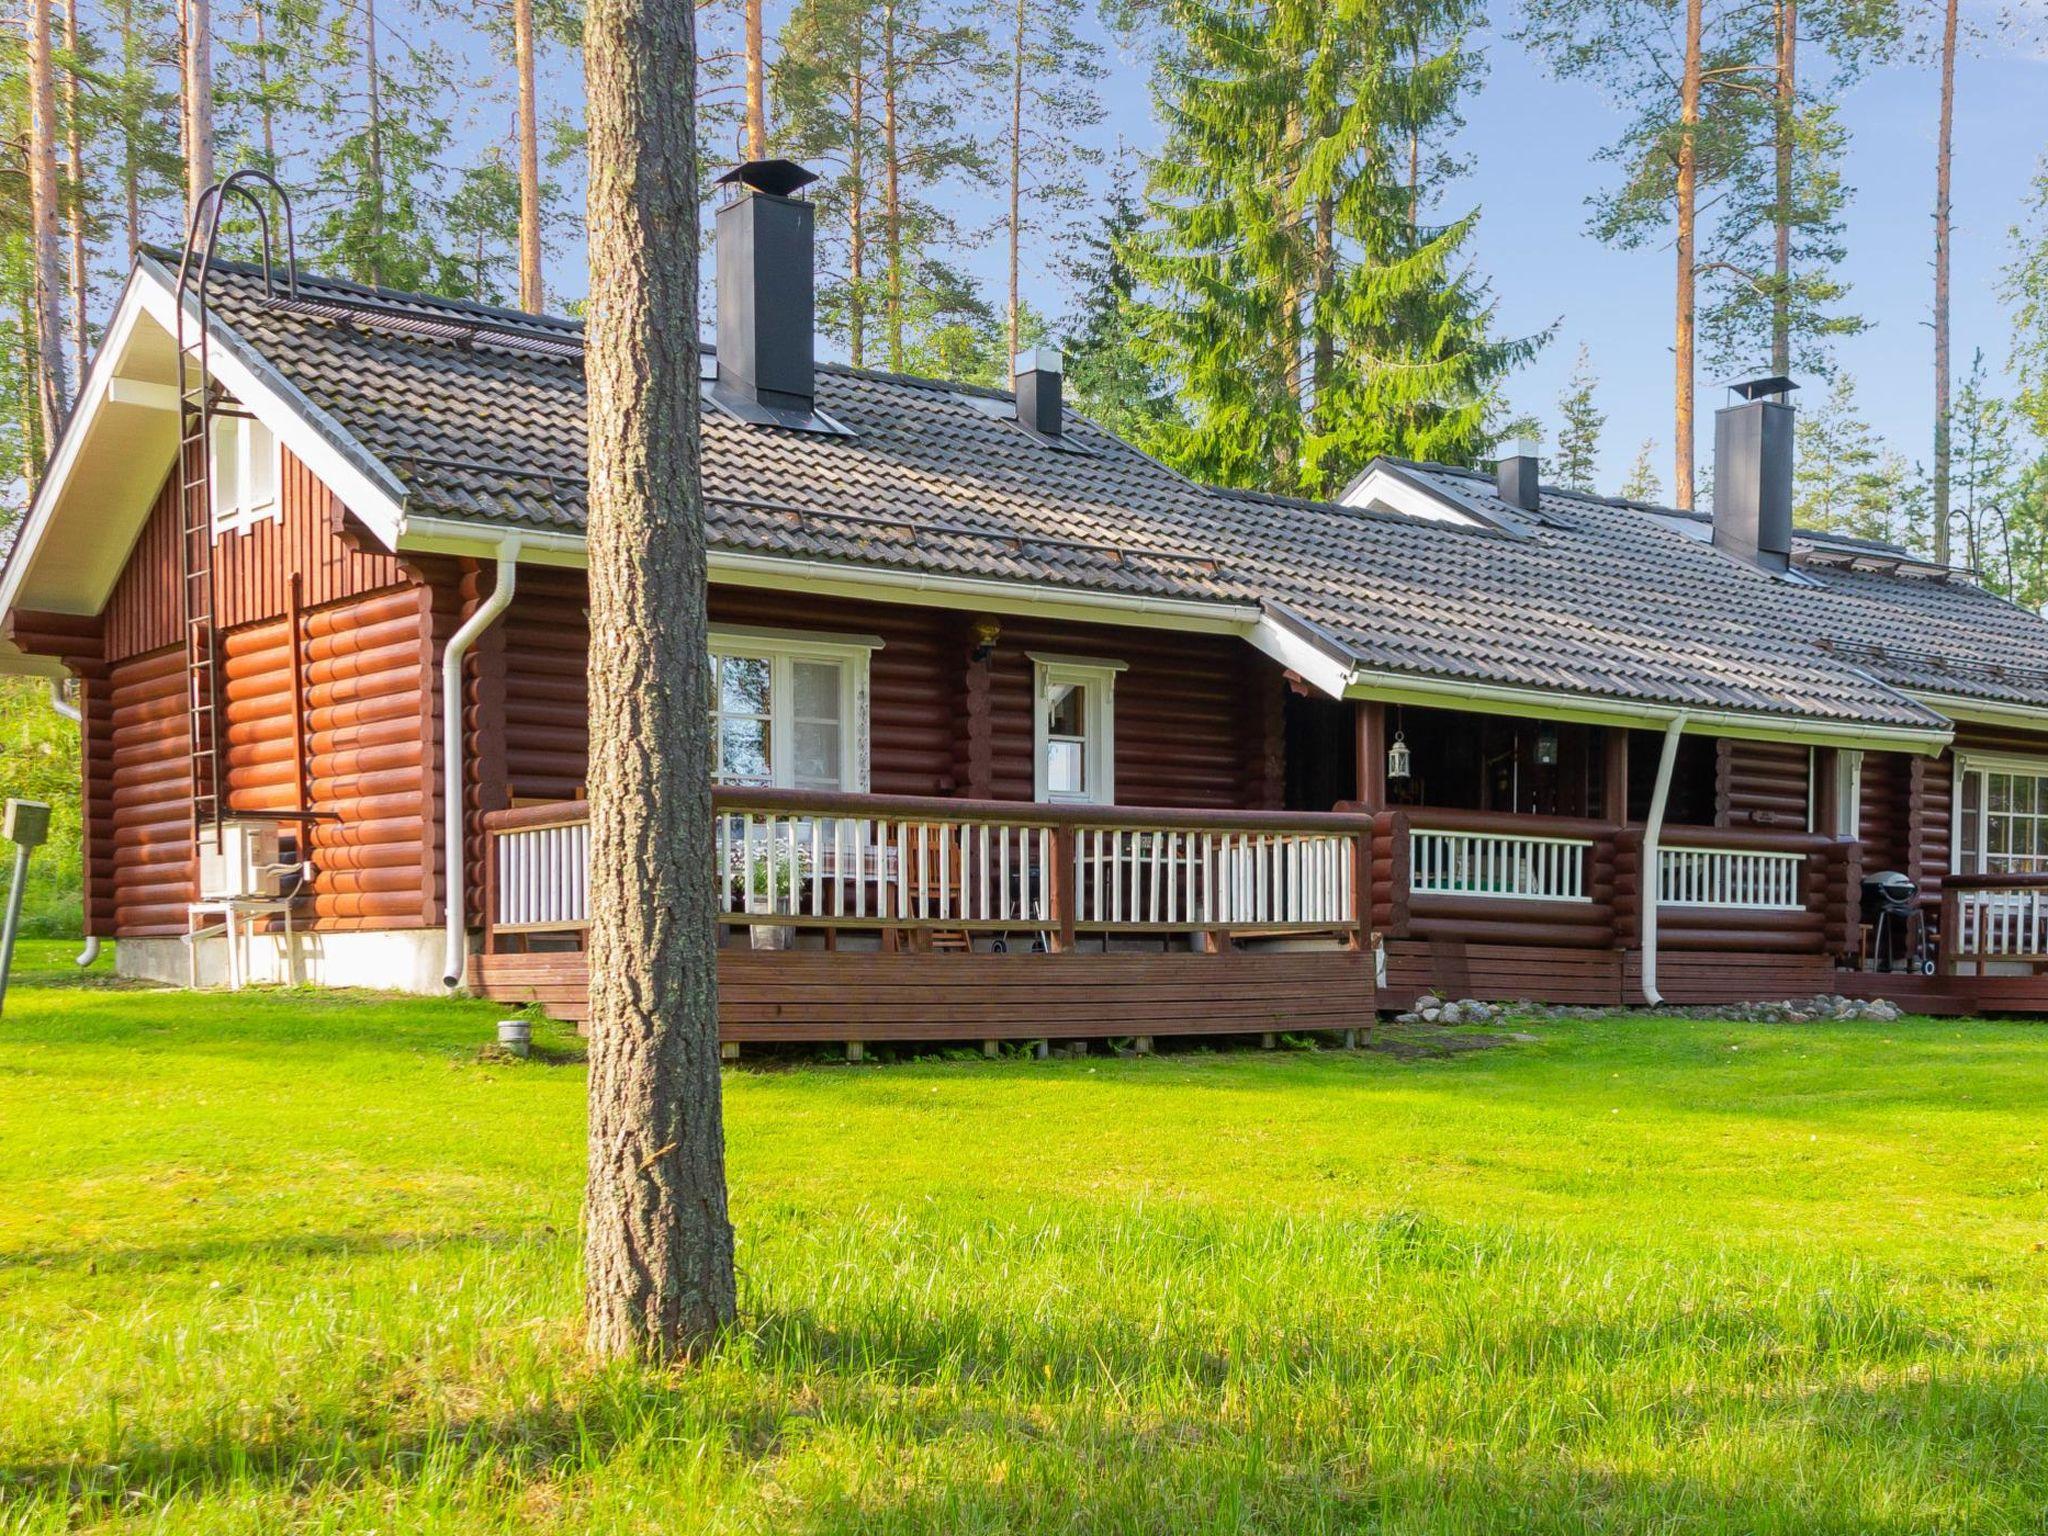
43, 680, 98, 966
1638, 712, 1690, 1008
441, 539, 520, 987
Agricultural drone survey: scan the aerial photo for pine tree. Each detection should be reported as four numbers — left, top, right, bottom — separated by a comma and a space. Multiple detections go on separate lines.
1793, 371, 1900, 542
1949, 350, 2021, 586
1519, 0, 1780, 508
1618, 437, 1662, 502
25, 0, 68, 450
1131, 0, 1539, 496
1061, 191, 1179, 443
1553, 343, 1603, 492
2005, 155, 2048, 449
985, 0, 1104, 364
441, 148, 525, 302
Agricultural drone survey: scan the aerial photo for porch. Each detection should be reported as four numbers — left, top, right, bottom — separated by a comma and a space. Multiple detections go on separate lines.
463, 789, 2048, 1039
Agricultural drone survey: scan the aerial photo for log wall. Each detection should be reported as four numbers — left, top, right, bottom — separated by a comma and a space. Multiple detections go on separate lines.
1717, 739, 1810, 828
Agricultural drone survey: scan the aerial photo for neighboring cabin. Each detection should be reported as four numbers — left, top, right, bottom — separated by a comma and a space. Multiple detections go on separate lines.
8, 160, 2048, 1038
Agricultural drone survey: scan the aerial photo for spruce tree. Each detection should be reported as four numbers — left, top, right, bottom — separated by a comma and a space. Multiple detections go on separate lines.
1553, 343, 1603, 492
1131, 0, 1538, 496
1062, 191, 1179, 443
1793, 371, 1895, 542
1618, 438, 1662, 502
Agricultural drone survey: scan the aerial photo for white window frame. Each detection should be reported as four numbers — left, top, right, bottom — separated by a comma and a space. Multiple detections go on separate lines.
208, 412, 282, 536
1833, 748, 1863, 839
1030, 652, 1124, 805
708, 625, 879, 792
1952, 750, 2048, 875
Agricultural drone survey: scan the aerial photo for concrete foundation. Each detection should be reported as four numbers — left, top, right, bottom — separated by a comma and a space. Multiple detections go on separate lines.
114, 927, 450, 993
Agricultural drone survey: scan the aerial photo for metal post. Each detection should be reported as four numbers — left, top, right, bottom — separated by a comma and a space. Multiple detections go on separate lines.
0, 800, 53, 1018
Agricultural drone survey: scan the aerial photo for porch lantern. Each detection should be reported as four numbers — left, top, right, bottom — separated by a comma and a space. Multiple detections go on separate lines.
1535, 722, 1559, 767
1387, 730, 1412, 782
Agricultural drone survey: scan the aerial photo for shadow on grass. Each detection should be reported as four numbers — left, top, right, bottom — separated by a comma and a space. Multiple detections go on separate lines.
0, 1225, 560, 1275
0, 1281, 2025, 1532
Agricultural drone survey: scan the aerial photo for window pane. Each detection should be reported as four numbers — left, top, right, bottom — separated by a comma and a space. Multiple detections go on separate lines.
1047, 738, 1085, 796
247, 421, 277, 506
793, 720, 841, 788
719, 655, 770, 716
211, 419, 241, 523
719, 718, 770, 784
1046, 682, 1084, 737
1991, 773, 2012, 815
791, 659, 841, 722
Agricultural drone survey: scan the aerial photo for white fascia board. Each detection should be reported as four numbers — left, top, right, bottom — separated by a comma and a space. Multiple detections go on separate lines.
1908, 691, 2048, 738
1343, 667, 1953, 755
399, 516, 1263, 633
131, 263, 411, 549
1337, 464, 1489, 528
0, 277, 155, 628
1246, 610, 1354, 699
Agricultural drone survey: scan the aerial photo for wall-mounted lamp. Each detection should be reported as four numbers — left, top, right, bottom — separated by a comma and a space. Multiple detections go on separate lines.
1535, 722, 1559, 767
971, 617, 1002, 663
1387, 730, 1412, 782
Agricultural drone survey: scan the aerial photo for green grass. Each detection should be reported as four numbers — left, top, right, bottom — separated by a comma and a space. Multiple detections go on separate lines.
3, 938, 2047, 1532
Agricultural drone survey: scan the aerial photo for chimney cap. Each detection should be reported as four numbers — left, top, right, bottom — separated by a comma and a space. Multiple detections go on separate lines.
717, 159, 820, 198
1014, 346, 1063, 377
1500, 436, 1538, 460
1730, 374, 1797, 403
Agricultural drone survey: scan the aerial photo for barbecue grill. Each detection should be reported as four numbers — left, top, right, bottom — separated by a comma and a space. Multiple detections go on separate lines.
1860, 870, 1934, 974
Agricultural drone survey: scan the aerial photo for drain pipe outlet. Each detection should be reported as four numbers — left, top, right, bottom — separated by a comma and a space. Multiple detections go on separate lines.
442, 541, 521, 987
1638, 712, 1690, 1007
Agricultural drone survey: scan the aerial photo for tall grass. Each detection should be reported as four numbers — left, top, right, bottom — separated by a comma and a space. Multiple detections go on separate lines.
2, 942, 2044, 1532
0, 680, 83, 936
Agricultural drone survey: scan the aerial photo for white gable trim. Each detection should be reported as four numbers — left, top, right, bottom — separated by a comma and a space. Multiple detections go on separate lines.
1336, 464, 1492, 529
129, 264, 409, 547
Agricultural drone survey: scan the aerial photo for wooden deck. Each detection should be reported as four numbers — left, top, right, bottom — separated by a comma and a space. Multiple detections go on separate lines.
470, 948, 1377, 1039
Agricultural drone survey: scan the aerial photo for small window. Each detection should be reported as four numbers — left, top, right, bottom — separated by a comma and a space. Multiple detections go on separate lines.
209, 413, 280, 535
1031, 653, 1124, 805
707, 627, 878, 792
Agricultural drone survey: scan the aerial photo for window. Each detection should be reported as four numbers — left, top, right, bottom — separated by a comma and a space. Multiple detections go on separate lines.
1956, 756, 2048, 875
209, 413, 280, 535
1030, 653, 1124, 804
707, 627, 877, 791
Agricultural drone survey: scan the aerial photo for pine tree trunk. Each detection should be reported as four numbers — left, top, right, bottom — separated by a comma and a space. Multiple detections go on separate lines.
515, 0, 544, 310
365, 0, 385, 286
122, 0, 140, 257
1006, 0, 1024, 366
882, 0, 902, 372
1672, 0, 1703, 510
581, 0, 737, 1363
745, 0, 766, 158
17, 283, 44, 493
180, 0, 215, 214
27, 0, 69, 446
1931, 0, 1957, 566
1772, 0, 1795, 376
255, 0, 276, 167
62, 0, 87, 371
849, 53, 866, 369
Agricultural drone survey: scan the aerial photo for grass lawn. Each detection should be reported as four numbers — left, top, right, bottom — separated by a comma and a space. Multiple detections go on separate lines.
2, 939, 2046, 1532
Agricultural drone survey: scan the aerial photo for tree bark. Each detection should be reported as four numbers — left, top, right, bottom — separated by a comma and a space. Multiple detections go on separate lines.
745, 0, 766, 158
1931, 0, 1957, 566
27, 0, 69, 447
254, 0, 275, 167
365, 0, 385, 286
62, 0, 87, 372
515, 0, 544, 310
1672, 0, 1703, 510
882, 0, 903, 372
1006, 0, 1024, 366
581, 0, 738, 1362
122, 0, 140, 257
848, 41, 867, 368
180, 0, 215, 214
1771, 0, 1795, 376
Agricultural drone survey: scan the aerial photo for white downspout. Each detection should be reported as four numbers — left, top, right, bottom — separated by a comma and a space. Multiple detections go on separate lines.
1639, 712, 1690, 1007
441, 541, 521, 987
47, 680, 98, 967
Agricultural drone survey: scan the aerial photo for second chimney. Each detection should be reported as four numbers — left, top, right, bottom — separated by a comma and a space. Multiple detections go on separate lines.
1496, 438, 1540, 513
715, 159, 820, 415
1712, 376, 1797, 574
1014, 347, 1063, 437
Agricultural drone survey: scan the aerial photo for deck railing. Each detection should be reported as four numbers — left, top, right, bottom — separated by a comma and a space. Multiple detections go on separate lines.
1941, 874, 2048, 964
480, 790, 1373, 949
1658, 844, 1806, 909
1408, 826, 1592, 902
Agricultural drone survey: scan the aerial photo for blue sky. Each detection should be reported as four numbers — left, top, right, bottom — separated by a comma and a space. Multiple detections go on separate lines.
521, 0, 2048, 497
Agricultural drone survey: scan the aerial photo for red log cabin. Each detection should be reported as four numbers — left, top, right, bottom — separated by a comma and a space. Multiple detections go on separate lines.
9, 162, 2048, 1040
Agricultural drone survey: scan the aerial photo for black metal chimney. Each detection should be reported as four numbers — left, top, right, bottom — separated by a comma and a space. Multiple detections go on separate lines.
714, 160, 820, 414
1496, 437, 1540, 513
1014, 347, 1063, 436
1713, 376, 1797, 574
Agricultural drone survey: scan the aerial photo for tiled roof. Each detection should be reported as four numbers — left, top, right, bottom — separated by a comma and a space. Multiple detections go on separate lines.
168, 252, 2004, 733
